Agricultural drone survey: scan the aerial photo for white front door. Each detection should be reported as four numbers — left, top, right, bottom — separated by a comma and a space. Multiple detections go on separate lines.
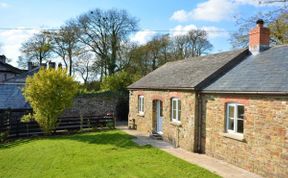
156, 100, 163, 134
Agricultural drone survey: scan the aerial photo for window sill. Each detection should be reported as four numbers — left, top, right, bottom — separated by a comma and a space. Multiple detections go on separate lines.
222, 133, 245, 142
137, 113, 145, 117
170, 121, 182, 127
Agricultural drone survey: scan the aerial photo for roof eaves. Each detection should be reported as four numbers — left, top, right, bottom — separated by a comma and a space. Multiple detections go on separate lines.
201, 90, 288, 95
0, 61, 24, 73
128, 86, 195, 91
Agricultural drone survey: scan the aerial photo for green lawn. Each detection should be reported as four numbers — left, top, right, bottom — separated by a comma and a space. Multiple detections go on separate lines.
0, 130, 219, 178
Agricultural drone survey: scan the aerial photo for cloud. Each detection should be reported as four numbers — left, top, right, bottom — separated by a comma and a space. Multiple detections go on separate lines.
170, 25, 197, 37
192, 0, 236, 22
170, 10, 189, 22
0, 28, 40, 66
0, 2, 9, 8
170, 0, 286, 22
234, 0, 259, 6
234, 0, 287, 6
201, 26, 229, 39
130, 29, 156, 45
170, 0, 235, 22
170, 24, 228, 39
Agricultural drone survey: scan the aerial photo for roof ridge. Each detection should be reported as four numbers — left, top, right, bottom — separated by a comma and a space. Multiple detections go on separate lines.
165, 48, 247, 65
0, 61, 25, 73
4, 66, 40, 83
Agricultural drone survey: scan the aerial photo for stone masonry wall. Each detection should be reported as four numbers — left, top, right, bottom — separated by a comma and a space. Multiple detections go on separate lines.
129, 90, 197, 151
202, 94, 288, 178
63, 93, 119, 118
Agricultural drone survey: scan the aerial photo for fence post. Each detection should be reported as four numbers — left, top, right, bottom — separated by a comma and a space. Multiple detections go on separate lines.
0, 111, 2, 133
0, 111, 3, 139
113, 113, 116, 128
16, 114, 19, 137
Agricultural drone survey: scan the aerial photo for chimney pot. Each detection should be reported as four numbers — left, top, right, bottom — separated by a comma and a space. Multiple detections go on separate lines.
48, 61, 56, 69
0, 55, 6, 63
256, 19, 264, 28
28, 62, 33, 70
58, 63, 62, 69
40, 63, 47, 69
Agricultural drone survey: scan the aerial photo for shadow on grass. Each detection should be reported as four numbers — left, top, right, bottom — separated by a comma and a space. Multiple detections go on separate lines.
0, 139, 33, 149
0, 130, 152, 150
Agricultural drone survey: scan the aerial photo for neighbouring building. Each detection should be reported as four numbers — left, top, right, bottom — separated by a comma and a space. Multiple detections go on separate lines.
0, 55, 26, 83
128, 19, 288, 178
0, 61, 56, 111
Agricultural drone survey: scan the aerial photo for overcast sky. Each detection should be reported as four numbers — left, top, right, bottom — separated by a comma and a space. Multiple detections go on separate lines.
0, 0, 285, 67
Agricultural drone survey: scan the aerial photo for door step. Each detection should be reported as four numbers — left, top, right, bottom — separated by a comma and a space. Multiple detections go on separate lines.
150, 132, 163, 140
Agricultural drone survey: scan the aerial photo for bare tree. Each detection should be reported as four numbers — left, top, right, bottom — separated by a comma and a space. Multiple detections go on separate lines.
19, 31, 52, 65
230, 7, 287, 48
49, 24, 80, 76
74, 8, 138, 81
172, 29, 213, 59
187, 30, 213, 57
74, 51, 96, 83
126, 30, 212, 76
146, 34, 171, 70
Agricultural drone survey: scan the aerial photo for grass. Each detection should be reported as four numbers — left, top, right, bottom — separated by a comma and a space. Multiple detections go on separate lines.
0, 130, 219, 178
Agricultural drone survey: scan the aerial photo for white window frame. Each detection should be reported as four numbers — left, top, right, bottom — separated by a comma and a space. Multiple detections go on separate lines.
171, 98, 181, 123
138, 95, 144, 115
226, 103, 244, 135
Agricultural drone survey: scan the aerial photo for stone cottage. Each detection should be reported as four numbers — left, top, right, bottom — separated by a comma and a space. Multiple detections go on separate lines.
128, 20, 288, 178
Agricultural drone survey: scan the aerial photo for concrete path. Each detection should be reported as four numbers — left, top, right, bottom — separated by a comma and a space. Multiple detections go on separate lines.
116, 123, 262, 178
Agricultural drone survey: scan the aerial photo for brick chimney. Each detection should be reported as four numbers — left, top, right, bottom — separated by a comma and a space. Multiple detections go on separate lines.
58, 63, 62, 69
249, 19, 270, 55
28, 62, 33, 70
48, 61, 56, 69
0, 55, 6, 63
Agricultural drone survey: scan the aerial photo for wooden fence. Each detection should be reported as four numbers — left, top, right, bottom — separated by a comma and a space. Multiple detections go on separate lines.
0, 109, 115, 139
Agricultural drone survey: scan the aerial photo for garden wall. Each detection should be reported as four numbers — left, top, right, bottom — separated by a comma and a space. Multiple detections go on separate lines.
63, 91, 129, 121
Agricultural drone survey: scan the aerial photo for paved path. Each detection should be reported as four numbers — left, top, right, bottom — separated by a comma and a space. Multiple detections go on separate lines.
117, 123, 262, 178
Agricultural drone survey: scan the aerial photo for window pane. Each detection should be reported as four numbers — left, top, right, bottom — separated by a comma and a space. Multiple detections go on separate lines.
228, 118, 234, 130
172, 100, 177, 110
172, 109, 176, 119
237, 120, 244, 133
178, 110, 181, 121
142, 97, 144, 112
228, 105, 234, 118
160, 101, 163, 117
138, 97, 141, 112
170, 100, 173, 121
237, 105, 244, 119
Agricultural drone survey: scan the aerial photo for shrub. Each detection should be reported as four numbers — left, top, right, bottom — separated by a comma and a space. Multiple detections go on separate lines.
100, 71, 139, 92
23, 68, 78, 134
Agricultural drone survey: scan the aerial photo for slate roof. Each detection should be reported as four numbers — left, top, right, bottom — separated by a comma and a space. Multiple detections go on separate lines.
0, 60, 25, 74
0, 84, 31, 109
128, 48, 249, 90
204, 45, 288, 93
0, 67, 40, 110
4, 67, 40, 84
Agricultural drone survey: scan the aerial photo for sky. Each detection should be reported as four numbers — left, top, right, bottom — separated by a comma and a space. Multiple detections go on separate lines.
0, 0, 285, 67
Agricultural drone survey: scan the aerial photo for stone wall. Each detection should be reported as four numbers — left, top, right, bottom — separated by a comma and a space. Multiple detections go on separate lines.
202, 94, 288, 178
63, 92, 119, 118
129, 90, 197, 151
